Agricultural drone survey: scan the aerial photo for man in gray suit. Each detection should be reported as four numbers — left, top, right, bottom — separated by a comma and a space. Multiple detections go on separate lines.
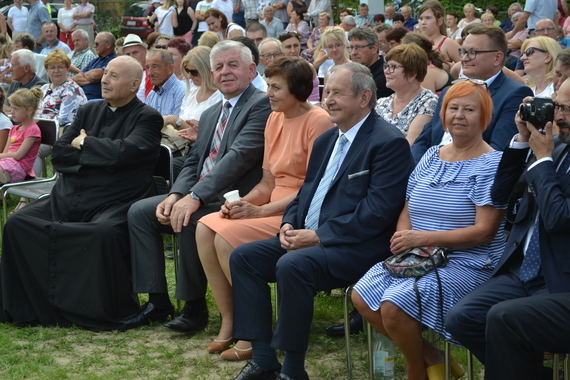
123, 40, 272, 331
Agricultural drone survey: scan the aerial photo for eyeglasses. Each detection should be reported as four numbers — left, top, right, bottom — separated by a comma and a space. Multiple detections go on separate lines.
324, 43, 344, 51
93, 41, 108, 47
522, 47, 547, 57
377, 41, 388, 46
383, 62, 404, 73
555, 102, 570, 116
155, 45, 167, 49
451, 78, 488, 88
183, 67, 199, 76
458, 48, 499, 60
535, 27, 556, 34
47, 65, 67, 71
346, 43, 374, 51
260, 52, 284, 60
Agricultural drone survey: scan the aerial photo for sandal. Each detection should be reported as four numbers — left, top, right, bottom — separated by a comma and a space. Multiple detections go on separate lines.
220, 346, 253, 361
9, 200, 28, 216
206, 337, 236, 353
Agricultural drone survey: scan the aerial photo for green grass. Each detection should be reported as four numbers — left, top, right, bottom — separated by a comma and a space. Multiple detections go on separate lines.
0, 204, 486, 379
0, 255, 486, 380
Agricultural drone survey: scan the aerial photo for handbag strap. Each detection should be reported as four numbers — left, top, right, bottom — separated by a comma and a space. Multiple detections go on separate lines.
413, 254, 445, 335
157, 8, 173, 29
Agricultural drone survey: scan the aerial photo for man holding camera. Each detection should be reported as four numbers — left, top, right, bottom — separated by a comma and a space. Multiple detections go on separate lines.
446, 78, 570, 380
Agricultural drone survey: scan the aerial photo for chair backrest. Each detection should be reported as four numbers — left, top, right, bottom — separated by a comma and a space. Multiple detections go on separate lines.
153, 144, 174, 194
35, 118, 59, 147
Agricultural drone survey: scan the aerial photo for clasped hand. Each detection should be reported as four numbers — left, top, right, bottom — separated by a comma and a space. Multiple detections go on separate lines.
390, 230, 424, 254
156, 194, 200, 233
178, 119, 198, 141
71, 129, 87, 149
279, 223, 320, 251
220, 200, 262, 219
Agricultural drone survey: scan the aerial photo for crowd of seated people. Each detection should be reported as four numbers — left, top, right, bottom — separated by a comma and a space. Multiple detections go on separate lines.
2, 1, 570, 379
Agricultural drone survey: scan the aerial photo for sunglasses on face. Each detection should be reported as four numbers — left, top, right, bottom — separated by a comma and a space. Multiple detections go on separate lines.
184, 67, 199, 76
522, 47, 548, 57
155, 45, 167, 49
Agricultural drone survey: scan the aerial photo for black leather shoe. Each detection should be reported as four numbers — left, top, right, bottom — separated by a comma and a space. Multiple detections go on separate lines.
325, 308, 363, 337
122, 302, 174, 330
277, 371, 309, 380
163, 304, 208, 333
231, 361, 281, 380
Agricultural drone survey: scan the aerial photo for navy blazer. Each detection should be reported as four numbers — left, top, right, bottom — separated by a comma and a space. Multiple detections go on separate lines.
282, 111, 414, 282
171, 85, 272, 205
411, 70, 534, 163
491, 140, 570, 293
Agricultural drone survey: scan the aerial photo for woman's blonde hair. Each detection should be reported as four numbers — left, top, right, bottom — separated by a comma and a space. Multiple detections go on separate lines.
44, 48, 71, 69
198, 31, 220, 48
315, 26, 349, 60
8, 87, 43, 113
463, 3, 476, 13
521, 36, 563, 87
181, 45, 217, 92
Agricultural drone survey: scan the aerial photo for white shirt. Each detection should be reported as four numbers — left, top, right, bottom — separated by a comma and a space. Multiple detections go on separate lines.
8, 6, 28, 34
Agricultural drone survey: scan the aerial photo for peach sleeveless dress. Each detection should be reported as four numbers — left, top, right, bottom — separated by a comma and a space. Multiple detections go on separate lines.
198, 107, 333, 247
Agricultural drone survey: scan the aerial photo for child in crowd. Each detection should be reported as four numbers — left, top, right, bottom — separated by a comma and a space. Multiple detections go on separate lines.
0, 87, 42, 184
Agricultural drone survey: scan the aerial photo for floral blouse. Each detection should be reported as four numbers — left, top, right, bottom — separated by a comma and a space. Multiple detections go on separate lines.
37, 81, 88, 126
375, 89, 438, 136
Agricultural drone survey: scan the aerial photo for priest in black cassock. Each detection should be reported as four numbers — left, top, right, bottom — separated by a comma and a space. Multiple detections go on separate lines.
0, 56, 163, 331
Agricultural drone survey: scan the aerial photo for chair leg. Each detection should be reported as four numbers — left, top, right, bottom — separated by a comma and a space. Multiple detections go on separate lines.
172, 235, 181, 312
445, 340, 451, 380
466, 350, 474, 380
564, 354, 569, 380
366, 319, 374, 380
344, 285, 353, 380
554, 354, 561, 380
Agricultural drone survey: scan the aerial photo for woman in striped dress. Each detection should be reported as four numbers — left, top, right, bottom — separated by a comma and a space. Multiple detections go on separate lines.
352, 80, 507, 380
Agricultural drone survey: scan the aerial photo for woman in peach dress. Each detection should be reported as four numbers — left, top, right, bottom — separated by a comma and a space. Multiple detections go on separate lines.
196, 56, 333, 361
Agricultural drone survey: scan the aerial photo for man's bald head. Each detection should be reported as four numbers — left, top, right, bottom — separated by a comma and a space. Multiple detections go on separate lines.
101, 56, 143, 107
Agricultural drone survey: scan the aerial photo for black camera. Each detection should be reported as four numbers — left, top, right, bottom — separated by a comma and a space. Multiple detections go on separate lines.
519, 97, 555, 128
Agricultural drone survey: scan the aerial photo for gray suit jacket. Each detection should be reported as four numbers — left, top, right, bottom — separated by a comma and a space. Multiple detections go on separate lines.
170, 84, 271, 205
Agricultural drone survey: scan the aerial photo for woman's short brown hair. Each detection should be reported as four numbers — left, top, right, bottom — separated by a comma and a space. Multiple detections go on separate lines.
44, 48, 71, 69
385, 44, 428, 82
264, 56, 313, 102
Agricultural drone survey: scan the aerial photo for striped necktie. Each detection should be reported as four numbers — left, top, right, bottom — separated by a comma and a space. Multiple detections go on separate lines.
305, 134, 348, 230
200, 101, 232, 180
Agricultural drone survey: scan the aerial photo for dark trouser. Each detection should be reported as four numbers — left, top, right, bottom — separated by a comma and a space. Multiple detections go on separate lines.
485, 292, 570, 380
230, 236, 349, 352
128, 194, 220, 301
445, 267, 548, 364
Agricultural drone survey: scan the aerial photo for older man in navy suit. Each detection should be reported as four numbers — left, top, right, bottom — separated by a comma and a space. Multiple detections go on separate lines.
446, 78, 570, 380
411, 25, 533, 163
228, 62, 414, 380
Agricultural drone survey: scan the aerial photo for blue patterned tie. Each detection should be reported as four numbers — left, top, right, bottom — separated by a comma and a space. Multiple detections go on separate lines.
305, 134, 348, 230
520, 151, 570, 282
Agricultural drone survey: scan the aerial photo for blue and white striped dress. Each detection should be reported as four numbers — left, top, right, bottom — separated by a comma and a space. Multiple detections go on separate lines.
354, 146, 506, 343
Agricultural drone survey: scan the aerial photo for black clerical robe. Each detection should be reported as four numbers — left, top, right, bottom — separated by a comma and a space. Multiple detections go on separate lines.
0, 97, 162, 331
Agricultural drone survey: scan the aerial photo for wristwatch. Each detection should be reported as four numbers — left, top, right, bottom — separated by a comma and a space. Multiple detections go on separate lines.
175, 118, 183, 129
190, 191, 201, 202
